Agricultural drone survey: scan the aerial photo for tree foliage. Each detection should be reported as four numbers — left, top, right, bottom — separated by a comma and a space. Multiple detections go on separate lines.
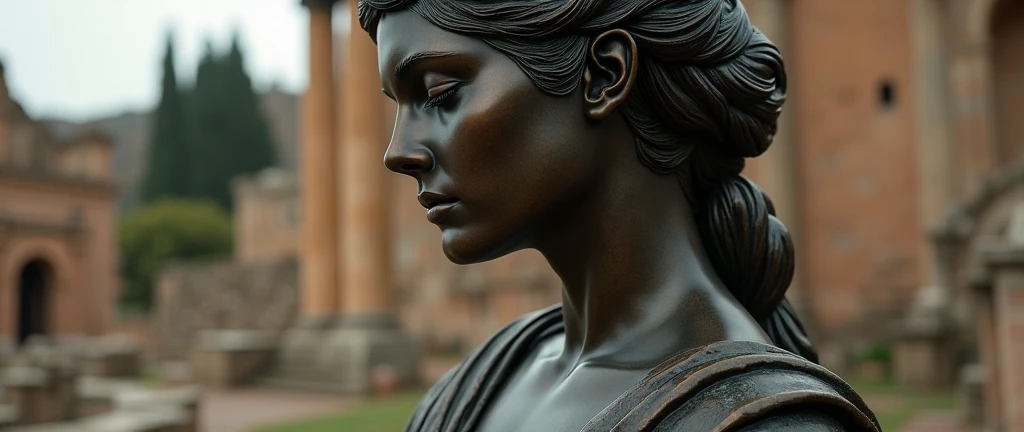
118, 199, 233, 310
140, 32, 191, 203
190, 36, 278, 210
141, 32, 278, 211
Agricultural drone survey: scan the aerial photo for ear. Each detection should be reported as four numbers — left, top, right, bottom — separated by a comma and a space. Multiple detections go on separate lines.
583, 29, 638, 121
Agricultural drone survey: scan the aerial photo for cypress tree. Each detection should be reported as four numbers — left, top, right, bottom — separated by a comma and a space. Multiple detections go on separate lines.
188, 35, 278, 211
225, 35, 278, 177
141, 32, 190, 203
189, 40, 233, 209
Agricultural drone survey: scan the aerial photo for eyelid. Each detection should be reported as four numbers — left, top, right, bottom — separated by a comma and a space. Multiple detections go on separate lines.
426, 81, 460, 98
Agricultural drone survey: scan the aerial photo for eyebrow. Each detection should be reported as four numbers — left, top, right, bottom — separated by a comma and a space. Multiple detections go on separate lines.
394, 51, 457, 79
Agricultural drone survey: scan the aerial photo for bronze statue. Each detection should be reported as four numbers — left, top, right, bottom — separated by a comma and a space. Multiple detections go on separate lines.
360, 0, 881, 430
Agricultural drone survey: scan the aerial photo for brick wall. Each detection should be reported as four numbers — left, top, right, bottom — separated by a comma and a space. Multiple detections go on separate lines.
760, 0, 920, 337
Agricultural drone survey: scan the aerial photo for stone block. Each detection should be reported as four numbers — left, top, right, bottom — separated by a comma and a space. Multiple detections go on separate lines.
317, 319, 419, 394
278, 324, 328, 367
0, 337, 14, 364
113, 386, 200, 432
191, 330, 275, 389
2, 366, 48, 388
154, 259, 298, 361
2, 422, 83, 432
81, 336, 143, 378
0, 365, 77, 424
893, 334, 956, 388
78, 406, 191, 432
75, 377, 148, 418
0, 403, 16, 427
157, 361, 193, 386
960, 363, 986, 427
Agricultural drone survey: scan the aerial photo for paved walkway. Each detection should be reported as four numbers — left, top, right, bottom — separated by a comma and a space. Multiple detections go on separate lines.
200, 388, 353, 432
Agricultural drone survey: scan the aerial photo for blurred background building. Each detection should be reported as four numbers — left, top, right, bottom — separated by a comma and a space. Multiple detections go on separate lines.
0, 61, 119, 350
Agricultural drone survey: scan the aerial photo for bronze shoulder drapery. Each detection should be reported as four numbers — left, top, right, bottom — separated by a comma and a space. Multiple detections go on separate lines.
405, 306, 880, 432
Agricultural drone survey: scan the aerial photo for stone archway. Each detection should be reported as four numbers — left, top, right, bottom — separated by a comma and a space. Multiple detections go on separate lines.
933, 162, 1024, 325
929, 160, 1024, 429
16, 258, 54, 346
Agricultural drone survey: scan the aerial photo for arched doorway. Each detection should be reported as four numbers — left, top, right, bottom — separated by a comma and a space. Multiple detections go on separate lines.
17, 259, 53, 346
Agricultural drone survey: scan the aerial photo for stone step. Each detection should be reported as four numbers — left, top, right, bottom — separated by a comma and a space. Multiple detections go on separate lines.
78, 406, 191, 432
267, 365, 333, 382
0, 403, 17, 427
6, 422, 81, 432
251, 375, 346, 394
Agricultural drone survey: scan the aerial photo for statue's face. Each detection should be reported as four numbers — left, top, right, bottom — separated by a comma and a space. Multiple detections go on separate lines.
378, 10, 603, 264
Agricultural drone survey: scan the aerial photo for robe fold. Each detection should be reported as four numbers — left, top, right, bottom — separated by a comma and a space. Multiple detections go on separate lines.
405, 305, 881, 432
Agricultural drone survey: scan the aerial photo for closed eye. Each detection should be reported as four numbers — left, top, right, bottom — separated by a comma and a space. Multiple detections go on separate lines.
425, 82, 463, 108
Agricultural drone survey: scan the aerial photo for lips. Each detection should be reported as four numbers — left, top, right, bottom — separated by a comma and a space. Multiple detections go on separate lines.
418, 191, 459, 224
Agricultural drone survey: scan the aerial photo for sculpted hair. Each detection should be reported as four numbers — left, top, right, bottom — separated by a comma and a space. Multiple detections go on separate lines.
359, 0, 817, 362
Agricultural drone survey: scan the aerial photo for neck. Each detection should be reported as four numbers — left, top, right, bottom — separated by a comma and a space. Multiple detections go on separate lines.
534, 136, 766, 371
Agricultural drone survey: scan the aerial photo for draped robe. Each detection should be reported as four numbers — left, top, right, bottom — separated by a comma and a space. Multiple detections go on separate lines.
406, 305, 881, 432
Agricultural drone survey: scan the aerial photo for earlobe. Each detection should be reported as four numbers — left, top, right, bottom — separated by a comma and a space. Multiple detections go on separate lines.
583, 29, 638, 121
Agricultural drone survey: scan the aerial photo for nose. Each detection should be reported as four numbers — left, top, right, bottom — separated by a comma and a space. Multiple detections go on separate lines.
384, 108, 435, 176
384, 145, 434, 176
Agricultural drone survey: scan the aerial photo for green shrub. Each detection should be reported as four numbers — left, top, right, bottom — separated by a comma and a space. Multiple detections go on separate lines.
863, 342, 892, 364
118, 198, 232, 310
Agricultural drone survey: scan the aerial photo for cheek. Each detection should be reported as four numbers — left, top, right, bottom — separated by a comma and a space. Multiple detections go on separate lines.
447, 83, 591, 204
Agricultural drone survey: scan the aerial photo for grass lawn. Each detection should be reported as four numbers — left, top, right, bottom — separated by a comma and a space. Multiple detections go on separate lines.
253, 391, 425, 432
850, 379, 959, 431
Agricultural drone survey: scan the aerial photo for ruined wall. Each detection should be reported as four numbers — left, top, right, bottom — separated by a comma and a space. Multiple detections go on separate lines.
233, 169, 300, 264
153, 258, 299, 360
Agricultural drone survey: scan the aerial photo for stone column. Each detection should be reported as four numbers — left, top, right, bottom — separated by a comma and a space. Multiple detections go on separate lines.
279, 0, 339, 366
339, 0, 393, 318
298, 0, 340, 324
322, 0, 418, 394
912, 0, 955, 294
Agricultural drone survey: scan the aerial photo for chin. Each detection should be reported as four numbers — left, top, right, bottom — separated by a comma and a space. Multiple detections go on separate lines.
440, 227, 516, 265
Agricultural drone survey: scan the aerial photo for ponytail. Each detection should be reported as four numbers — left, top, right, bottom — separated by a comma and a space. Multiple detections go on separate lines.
695, 176, 818, 363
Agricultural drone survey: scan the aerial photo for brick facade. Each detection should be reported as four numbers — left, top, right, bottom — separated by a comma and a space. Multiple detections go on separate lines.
774, 0, 921, 336
742, 0, 1024, 340
0, 61, 119, 351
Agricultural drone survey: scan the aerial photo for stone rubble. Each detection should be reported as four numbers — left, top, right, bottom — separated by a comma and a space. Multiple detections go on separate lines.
0, 335, 200, 432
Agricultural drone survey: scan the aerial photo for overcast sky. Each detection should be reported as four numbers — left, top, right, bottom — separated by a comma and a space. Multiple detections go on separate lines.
0, 1, 349, 121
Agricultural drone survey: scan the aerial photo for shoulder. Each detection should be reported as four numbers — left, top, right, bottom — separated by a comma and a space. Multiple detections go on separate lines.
585, 340, 881, 432
404, 304, 564, 431
420, 304, 562, 393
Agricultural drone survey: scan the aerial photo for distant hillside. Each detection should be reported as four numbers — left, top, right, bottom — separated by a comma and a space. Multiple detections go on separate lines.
42, 88, 299, 215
